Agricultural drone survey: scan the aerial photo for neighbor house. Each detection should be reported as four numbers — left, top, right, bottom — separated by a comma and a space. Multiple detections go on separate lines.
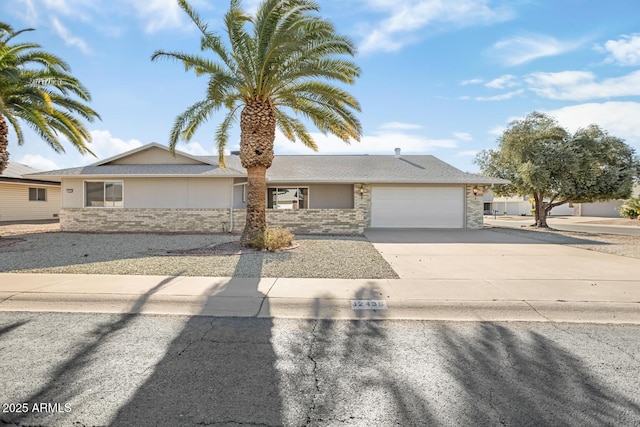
482, 190, 574, 216
0, 162, 61, 221
26, 143, 507, 234
482, 184, 640, 218
573, 183, 640, 217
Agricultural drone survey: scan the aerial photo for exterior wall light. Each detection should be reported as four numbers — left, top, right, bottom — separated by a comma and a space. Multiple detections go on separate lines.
472, 186, 480, 198
359, 184, 365, 197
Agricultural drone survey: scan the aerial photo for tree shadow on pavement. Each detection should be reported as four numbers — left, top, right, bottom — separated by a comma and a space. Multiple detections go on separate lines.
437, 322, 640, 425
0, 250, 285, 426
277, 283, 438, 425
108, 250, 284, 426
0, 319, 29, 338
0, 274, 184, 425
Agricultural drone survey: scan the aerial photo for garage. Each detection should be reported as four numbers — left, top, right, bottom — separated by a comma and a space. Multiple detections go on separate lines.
371, 185, 465, 228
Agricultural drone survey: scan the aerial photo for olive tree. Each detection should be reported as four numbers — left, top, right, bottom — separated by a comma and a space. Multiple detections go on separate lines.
475, 112, 638, 227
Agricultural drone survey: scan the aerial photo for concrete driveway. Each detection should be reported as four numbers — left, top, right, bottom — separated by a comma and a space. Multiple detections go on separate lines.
365, 229, 640, 282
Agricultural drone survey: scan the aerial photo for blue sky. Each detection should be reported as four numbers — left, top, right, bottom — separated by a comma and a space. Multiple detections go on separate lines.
3, 0, 640, 173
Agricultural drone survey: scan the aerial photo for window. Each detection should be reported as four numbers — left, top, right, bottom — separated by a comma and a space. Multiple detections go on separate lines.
29, 187, 46, 201
85, 181, 123, 207
267, 187, 308, 209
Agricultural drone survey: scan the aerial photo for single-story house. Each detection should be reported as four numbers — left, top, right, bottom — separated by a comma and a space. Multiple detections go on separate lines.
26, 143, 507, 234
573, 184, 640, 217
0, 162, 61, 221
482, 191, 574, 216
482, 184, 640, 218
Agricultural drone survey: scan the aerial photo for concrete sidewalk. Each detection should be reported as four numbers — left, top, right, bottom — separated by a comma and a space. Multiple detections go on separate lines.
1, 273, 639, 324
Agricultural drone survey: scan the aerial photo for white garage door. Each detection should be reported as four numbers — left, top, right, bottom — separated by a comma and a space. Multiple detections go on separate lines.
371, 186, 465, 228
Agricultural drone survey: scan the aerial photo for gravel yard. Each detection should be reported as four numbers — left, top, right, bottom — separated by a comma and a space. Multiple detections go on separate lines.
487, 226, 640, 259
0, 232, 399, 279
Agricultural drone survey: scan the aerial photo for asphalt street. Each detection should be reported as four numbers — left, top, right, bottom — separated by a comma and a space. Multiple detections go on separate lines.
1, 312, 639, 426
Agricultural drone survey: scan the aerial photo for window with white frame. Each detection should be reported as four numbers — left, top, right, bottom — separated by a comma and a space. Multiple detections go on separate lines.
267, 187, 308, 209
85, 181, 123, 207
28, 187, 46, 201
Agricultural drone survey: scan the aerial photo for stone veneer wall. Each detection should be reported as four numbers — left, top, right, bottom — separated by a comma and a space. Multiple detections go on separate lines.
353, 184, 371, 228
60, 208, 233, 233
465, 185, 484, 229
61, 207, 365, 234
232, 209, 363, 234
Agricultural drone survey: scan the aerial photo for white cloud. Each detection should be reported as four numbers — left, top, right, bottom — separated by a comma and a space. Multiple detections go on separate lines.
88, 130, 143, 163
600, 34, 640, 66
50, 17, 92, 54
42, 0, 94, 15
127, 0, 189, 33
176, 141, 212, 156
125, 0, 219, 33
243, 0, 263, 16
547, 101, 640, 146
474, 89, 524, 101
488, 125, 505, 136
11, 0, 200, 36
378, 122, 423, 130
15, 0, 38, 25
485, 74, 518, 89
526, 70, 640, 100
22, 0, 97, 22
18, 154, 60, 171
460, 78, 483, 86
489, 34, 582, 66
358, 0, 513, 54
453, 132, 473, 141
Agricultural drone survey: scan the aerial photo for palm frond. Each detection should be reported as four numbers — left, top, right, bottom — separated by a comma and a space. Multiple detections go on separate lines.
0, 20, 99, 158
215, 107, 241, 168
167, 99, 218, 151
275, 110, 317, 150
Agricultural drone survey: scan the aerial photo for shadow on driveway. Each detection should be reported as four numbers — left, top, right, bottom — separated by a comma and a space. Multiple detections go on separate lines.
365, 228, 609, 245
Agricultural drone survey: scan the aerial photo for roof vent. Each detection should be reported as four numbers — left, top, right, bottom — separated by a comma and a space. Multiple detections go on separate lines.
394, 147, 401, 158
230, 150, 240, 155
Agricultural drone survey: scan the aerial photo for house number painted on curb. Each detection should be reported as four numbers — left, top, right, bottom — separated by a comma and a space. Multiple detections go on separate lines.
351, 300, 388, 310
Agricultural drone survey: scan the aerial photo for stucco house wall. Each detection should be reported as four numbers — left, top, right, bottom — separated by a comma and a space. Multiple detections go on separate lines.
61, 177, 233, 209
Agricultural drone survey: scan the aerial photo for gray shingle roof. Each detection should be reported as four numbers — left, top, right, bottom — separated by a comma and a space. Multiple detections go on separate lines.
25, 144, 507, 185
260, 155, 506, 184
1, 162, 60, 183
29, 161, 245, 178
1, 162, 41, 179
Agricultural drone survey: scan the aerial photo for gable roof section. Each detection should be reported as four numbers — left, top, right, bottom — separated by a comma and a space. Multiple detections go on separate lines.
0, 162, 60, 185
92, 142, 212, 166
25, 143, 508, 185
27, 143, 246, 179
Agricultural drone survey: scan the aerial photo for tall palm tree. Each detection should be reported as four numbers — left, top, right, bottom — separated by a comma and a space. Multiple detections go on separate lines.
152, 0, 362, 246
0, 21, 100, 174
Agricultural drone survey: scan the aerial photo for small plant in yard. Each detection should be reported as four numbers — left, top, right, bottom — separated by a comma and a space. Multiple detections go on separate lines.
249, 228, 294, 251
619, 195, 640, 219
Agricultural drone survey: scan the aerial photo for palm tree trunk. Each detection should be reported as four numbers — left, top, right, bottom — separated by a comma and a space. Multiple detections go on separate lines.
239, 99, 276, 246
241, 165, 267, 245
0, 115, 10, 175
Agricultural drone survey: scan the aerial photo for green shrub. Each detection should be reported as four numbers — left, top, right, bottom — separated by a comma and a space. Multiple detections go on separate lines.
619, 195, 640, 219
619, 206, 638, 219
249, 227, 294, 251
